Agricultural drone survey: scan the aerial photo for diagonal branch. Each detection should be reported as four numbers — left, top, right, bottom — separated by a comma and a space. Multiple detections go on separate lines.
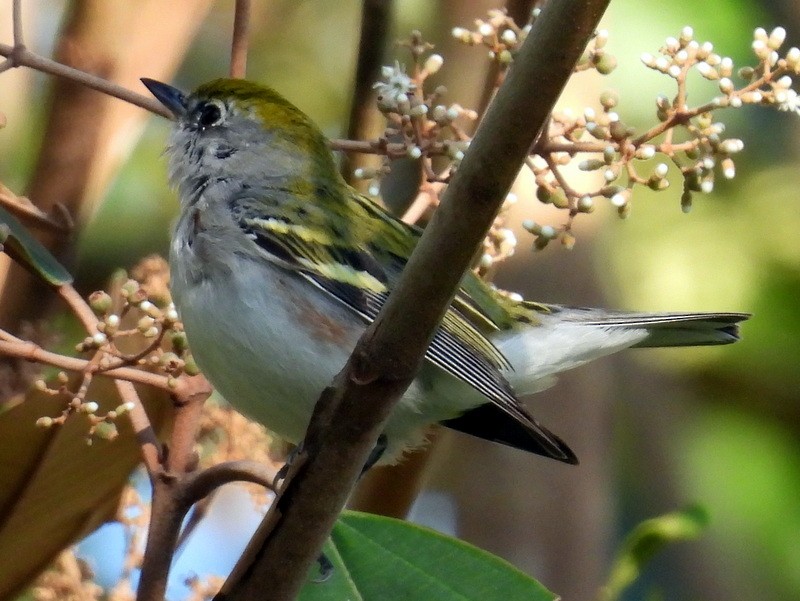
216, 1, 611, 600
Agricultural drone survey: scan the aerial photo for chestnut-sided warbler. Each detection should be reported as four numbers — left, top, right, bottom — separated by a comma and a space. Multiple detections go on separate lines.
143, 77, 747, 466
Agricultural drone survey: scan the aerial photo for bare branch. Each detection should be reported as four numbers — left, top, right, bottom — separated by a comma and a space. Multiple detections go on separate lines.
230, 0, 251, 79
0, 43, 170, 118
182, 460, 278, 507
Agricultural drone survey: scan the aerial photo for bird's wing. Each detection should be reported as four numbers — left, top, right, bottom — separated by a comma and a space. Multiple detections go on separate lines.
233, 193, 577, 463
238, 210, 512, 394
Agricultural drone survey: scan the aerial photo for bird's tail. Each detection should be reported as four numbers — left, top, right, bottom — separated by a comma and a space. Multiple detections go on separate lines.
550, 309, 750, 347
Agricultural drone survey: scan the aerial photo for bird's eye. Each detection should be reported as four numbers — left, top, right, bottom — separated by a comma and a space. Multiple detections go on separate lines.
197, 101, 223, 128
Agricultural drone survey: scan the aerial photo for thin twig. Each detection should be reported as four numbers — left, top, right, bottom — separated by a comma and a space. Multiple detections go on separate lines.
340, 0, 394, 184
0, 337, 171, 389
182, 460, 278, 506
230, 0, 251, 79
0, 184, 71, 233
115, 379, 162, 475
11, 0, 23, 50
0, 43, 171, 118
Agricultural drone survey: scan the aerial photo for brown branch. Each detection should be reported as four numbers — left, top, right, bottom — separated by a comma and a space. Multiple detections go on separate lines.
115, 379, 162, 475
340, 0, 394, 184
0, 43, 170, 119
0, 183, 71, 233
182, 460, 278, 506
230, 0, 251, 79
474, 0, 537, 126
216, 2, 610, 599
0, 337, 170, 389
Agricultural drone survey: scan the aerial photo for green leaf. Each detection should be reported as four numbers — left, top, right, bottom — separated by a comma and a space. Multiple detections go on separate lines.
600, 505, 710, 601
299, 511, 556, 601
0, 205, 72, 285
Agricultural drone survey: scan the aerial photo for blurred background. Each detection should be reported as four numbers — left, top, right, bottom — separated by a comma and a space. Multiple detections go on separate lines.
1, 1, 798, 600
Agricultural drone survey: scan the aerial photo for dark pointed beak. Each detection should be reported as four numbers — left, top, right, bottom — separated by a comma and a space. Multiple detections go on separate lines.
141, 78, 187, 118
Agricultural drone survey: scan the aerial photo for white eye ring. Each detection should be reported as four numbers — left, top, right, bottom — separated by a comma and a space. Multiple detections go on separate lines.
197, 99, 226, 128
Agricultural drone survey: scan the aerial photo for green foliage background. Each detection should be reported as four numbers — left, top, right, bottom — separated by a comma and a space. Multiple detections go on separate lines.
1, 1, 798, 600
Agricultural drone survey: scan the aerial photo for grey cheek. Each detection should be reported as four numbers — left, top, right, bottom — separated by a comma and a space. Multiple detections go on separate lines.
208, 141, 236, 160
215, 145, 236, 159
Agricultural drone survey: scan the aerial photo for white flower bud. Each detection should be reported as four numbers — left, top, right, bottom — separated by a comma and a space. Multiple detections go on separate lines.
501, 29, 517, 45
719, 57, 734, 78
718, 139, 744, 154
665, 37, 679, 52
539, 225, 557, 239
768, 27, 786, 50
640, 53, 656, 67
636, 145, 656, 160
700, 180, 714, 193
681, 26, 694, 41
92, 332, 107, 346
611, 193, 627, 207
432, 105, 448, 122
719, 77, 734, 94
696, 62, 717, 79
424, 54, 444, 74
721, 158, 736, 179
752, 40, 769, 60
478, 22, 494, 37
785, 47, 800, 69
81, 401, 99, 414
730, 96, 743, 108
654, 163, 669, 178
754, 27, 768, 43
668, 65, 682, 78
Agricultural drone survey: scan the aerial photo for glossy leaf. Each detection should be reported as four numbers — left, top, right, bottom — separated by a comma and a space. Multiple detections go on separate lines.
299, 511, 556, 601
0, 205, 72, 286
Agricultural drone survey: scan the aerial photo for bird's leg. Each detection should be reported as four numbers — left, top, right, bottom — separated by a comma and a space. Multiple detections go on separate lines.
361, 434, 387, 476
271, 441, 303, 489
311, 552, 335, 583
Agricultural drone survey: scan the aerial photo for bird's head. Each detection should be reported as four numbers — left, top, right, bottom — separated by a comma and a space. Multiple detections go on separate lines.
142, 78, 340, 201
